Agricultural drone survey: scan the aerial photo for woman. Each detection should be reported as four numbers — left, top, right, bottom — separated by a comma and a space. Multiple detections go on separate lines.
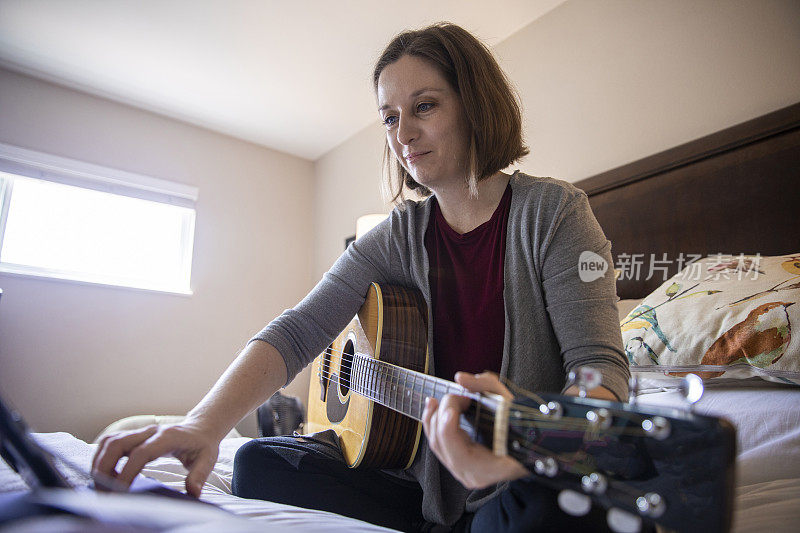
92, 23, 628, 532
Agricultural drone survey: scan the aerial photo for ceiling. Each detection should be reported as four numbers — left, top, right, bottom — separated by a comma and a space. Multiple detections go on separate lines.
0, 0, 566, 160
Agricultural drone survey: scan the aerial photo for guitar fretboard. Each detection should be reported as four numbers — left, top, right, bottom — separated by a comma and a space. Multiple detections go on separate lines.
346, 353, 478, 422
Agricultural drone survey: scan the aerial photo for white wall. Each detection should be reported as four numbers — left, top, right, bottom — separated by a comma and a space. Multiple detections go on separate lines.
312, 0, 800, 279
0, 68, 315, 441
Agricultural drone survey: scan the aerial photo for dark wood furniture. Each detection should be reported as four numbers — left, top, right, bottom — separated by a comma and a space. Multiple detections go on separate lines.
574, 103, 800, 299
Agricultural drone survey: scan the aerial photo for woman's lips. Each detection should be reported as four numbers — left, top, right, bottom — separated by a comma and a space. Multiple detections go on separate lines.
405, 151, 431, 164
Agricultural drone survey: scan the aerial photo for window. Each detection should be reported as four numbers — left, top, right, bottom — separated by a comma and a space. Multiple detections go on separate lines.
0, 143, 197, 294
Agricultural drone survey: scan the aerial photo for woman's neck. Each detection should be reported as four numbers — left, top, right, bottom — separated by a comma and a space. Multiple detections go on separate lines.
432, 172, 511, 234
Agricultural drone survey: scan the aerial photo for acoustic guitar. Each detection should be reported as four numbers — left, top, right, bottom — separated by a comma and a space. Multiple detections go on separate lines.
307, 282, 735, 532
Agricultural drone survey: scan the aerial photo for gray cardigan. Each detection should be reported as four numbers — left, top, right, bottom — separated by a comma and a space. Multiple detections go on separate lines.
251, 172, 629, 525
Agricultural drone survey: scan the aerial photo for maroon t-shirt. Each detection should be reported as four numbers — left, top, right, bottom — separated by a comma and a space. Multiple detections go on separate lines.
424, 184, 512, 381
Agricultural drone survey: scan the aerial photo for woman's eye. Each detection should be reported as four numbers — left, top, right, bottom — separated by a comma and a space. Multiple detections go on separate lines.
382, 115, 398, 127
417, 102, 434, 112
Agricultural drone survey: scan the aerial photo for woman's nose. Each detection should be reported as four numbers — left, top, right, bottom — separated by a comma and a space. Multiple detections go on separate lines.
396, 115, 418, 146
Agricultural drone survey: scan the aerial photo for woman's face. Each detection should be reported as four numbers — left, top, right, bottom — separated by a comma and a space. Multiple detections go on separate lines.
377, 55, 471, 192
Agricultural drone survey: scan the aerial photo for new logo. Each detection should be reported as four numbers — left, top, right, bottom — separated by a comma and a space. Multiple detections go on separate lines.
578, 251, 608, 282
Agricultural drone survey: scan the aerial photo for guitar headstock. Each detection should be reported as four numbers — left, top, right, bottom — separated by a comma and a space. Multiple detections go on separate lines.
492, 392, 736, 532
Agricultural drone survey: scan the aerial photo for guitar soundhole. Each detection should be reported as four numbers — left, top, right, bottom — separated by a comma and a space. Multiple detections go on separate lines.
338, 339, 354, 397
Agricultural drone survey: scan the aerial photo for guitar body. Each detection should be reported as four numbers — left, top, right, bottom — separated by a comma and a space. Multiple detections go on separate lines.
307, 282, 429, 469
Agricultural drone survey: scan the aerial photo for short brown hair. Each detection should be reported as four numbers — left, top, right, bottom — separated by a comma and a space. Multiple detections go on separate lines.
373, 22, 529, 203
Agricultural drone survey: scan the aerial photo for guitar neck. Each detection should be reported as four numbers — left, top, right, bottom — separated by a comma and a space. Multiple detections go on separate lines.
347, 353, 478, 422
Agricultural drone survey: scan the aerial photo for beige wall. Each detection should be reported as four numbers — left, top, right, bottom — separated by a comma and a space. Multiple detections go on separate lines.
312, 123, 389, 281
0, 68, 315, 440
496, 0, 800, 180
312, 0, 800, 279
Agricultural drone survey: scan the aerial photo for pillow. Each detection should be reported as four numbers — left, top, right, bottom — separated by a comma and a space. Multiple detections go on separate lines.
620, 253, 800, 385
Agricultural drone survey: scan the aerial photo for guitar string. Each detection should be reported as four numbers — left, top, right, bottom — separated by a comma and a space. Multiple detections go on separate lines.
316, 365, 481, 415
316, 362, 596, 470
314, 367, 627, 483
314, 348, 667, 508
317, 346, 478, 403
315, 352, 495, 427
324, 346, 584, 412
319, 346, 650, 434
317, 345, 666, 442
319, 346, 520, 408
315, 360, 651, 438
314, 364, 470, 422
317, 362, 645, 435
318, 349, 497, 406
315, 348, 651, 436
314, 362, 660, 509
315, 350, 650, 436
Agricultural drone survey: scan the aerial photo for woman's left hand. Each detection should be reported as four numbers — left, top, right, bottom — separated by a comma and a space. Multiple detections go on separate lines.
421, 372, 529, 489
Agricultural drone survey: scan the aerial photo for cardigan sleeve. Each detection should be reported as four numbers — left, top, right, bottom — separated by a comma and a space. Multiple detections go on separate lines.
539, 192, 630, 401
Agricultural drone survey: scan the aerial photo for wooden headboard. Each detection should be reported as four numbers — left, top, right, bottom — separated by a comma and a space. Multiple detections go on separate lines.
574, 102, 800, 300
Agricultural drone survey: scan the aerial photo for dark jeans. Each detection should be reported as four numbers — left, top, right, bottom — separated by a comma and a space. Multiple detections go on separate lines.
231, 436, 615, 532
466, 477, 614, 533
231, 435, 424, 531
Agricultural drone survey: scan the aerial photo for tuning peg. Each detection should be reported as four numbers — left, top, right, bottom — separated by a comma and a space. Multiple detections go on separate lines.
586, 408, 612, 430
606, 508, 642, 533
538, 400, 563, 419
636, 492, 666, 518
568, 367, 602, 398
557, 489, 591, 516
581, 472, 608, 494
679, 373, 704, 410
641, 416, 670, 440
533, 457, 558, 478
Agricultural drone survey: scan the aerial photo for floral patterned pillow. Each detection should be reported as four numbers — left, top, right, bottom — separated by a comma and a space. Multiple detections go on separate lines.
621, 253, 800, 385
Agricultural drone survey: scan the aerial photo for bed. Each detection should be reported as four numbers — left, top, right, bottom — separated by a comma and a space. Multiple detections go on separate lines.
2, 102, 799, 531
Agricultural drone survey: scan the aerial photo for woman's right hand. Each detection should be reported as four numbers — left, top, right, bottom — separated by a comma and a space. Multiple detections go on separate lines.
91, 419, 221, 497
91, 339, 288, 498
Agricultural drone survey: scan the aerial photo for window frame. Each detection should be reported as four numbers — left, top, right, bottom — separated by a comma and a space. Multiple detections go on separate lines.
0, 143, 198, 295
